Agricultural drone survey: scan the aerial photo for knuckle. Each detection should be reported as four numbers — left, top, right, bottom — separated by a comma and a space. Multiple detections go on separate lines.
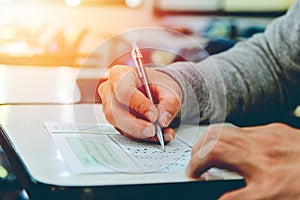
109, 65, 134, 82
167, 96, 181, 112
267, 122, 289, 130
209, 141, 224, 158
206, 125, 224, 139
98, 82, 108, 97
110, 72, 136, 104
114, 87, 131, 103
109, 65, 125, 77
132, 98, 150, 114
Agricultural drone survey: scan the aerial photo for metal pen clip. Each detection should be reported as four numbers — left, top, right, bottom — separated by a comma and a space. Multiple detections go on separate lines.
131, 41, 144, 79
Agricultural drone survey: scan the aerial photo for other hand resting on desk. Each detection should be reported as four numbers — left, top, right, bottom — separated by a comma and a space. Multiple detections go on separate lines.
187, 123, 300, 200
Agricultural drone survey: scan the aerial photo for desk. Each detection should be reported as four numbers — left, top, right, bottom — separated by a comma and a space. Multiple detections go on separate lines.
0, 65, 81, 104
0, 104, 244, 200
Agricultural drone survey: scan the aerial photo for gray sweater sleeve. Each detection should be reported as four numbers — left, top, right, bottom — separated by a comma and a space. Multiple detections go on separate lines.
159, 0, 300, 125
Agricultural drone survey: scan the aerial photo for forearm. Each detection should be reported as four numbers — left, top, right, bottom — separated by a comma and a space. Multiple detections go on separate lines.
159, 0, 300, 124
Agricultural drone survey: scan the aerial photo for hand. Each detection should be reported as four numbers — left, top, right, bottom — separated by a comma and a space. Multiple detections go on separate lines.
186, 123, 300, 200
98, 65, 182, 143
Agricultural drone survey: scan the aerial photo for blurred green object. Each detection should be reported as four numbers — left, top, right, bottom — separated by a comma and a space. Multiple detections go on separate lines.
0, 164, 8, 179
0, 146, 22, 191
154, 0, 295, 16
204, 20, 234, 39
224, 0, 295, 12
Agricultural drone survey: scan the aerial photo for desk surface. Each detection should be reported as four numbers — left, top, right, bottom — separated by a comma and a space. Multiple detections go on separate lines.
0, 104, 244, 199
0, 65, 83, 104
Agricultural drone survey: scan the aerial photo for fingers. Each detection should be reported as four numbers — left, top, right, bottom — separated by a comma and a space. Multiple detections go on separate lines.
120, 127, 177, 143
192, 124, 225, 158
108, 65, 158, 122
186, 124, 300, 200
99, 64, 182, 142
186, 139, 242, 179
186, 126, 250, 178
148, 71, 182, 127
100, 80, 177, 141
156, 84, 181, 127
101, 87, 156, 138
102, 65, 182, 126
163, 127, 176, 142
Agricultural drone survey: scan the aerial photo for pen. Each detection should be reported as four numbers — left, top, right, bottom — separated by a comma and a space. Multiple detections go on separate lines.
131, 41, 165, 150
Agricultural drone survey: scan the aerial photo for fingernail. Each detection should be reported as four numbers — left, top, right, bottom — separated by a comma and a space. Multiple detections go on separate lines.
143, 126, 155, 137
164, 132, 174, 142
160, 111, 173, 127
145, 110, 157, 122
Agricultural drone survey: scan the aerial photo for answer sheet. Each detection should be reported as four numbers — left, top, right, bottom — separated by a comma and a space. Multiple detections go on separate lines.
45, 121, 192, 174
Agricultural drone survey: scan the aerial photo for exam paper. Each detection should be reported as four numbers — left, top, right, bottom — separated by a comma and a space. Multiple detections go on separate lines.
45, 121, 192, 174
44, 121, 240, 180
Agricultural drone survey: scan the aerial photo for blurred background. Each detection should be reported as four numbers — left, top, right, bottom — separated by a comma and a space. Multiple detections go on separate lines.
0, 0, 295, 103
0, 0, 295, 68
0, 0, 296, 199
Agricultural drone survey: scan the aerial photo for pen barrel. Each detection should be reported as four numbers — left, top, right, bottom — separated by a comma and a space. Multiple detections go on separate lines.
135, 58, 155, 103
141, 73, 155, 103
131, 42, 165, 149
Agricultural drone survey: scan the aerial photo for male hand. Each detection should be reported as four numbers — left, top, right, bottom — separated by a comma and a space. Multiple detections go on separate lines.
186, 123, 300, 200
98, 65, 182, 143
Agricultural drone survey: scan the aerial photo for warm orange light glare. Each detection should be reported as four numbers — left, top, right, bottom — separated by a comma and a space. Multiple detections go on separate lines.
0, 27, 16, 40
0, 0, 13, 3
65, 0, 81, 6
125, 0, 142, 8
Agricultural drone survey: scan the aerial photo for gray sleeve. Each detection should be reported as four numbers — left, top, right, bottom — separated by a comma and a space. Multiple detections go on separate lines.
159, 0, 300, 124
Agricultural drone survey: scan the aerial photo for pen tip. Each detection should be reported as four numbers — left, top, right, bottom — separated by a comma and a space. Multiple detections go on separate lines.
159, 137, 165, 150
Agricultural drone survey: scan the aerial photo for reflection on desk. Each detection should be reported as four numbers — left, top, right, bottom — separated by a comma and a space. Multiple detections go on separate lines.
0, 65, 81, 104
